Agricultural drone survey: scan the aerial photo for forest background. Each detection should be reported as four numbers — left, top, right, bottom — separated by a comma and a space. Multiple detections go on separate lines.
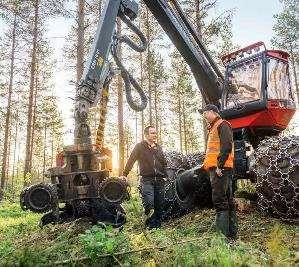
0, 0, 298, 265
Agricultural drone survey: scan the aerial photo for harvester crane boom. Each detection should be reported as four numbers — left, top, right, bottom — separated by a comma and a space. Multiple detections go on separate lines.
142, 0, 223, 104
74, 0, 148, 145
75, 0, 227, 146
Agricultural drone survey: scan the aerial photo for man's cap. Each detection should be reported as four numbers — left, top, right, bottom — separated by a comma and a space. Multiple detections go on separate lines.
198, 104, 220, 114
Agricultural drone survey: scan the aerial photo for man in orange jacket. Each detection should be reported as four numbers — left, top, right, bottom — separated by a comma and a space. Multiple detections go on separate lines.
199, 104, 238, 239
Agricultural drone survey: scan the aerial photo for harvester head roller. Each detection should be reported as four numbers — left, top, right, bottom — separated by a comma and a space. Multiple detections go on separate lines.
20, 183, 58, 213
98, 177, 129, 205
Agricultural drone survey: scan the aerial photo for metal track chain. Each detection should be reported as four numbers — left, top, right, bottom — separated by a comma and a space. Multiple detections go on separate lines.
253, 135, 299, 221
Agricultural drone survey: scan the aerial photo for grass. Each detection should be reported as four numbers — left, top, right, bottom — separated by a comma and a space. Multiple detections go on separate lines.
0, 190, 298, 266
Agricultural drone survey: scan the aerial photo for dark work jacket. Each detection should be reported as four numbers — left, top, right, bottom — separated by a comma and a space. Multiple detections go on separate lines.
123, 141, 167, 178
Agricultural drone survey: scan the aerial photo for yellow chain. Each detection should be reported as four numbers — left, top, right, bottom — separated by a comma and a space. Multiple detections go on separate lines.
95, 85, 109, 149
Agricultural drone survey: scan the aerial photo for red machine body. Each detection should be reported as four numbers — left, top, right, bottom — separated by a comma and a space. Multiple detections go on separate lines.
228, 101, 296, 131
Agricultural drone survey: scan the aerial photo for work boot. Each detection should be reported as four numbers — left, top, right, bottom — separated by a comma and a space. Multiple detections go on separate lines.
145, 209, 154, 227
147, 217, 161, 229
228, 209, 238, 239
145, 209, 162, 229
215, 210, 229, 237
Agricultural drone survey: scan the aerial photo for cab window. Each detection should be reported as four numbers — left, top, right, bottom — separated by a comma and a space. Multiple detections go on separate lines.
225, 58, 262, 108
267, 58, 293, 101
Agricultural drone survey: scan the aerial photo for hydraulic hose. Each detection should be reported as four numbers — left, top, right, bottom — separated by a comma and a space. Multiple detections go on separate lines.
111, 13, 148, 112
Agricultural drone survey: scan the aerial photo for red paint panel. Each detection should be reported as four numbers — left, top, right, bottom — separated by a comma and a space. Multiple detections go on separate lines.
228, 105, 295, 131
266, 50, 289, 62
221, 41, 265, 63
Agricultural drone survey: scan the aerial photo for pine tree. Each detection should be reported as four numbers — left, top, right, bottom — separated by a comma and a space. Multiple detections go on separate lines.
0, 4, 18, 192
0, 1, 67, 188
271, 0, 299, 103
23, 0, 40, 185
139, 3, 163, 128
117, 18, 125, 175
22, 0, 67, 184
169, 49, 204, 153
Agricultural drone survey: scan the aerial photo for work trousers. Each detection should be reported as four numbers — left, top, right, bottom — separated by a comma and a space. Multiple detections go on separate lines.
209, 168, 235, 212
139, 177, 165, 220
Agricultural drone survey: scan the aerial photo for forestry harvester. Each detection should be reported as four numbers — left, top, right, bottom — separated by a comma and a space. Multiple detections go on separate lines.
20, 0, 298, 226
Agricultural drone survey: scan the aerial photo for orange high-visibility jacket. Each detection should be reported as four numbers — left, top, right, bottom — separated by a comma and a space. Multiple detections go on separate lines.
203, 118, 234, 170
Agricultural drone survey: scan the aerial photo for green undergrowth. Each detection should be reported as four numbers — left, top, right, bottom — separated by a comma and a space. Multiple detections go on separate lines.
0, 190, 298, 266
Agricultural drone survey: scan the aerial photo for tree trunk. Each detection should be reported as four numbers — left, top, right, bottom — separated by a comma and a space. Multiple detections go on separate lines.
146, 8, 152, 124
139, 52, 144, 140
195, 0, 207, 149
1, 11, 17, 192
135, 112, 138, 143
29, 67, 39, 171
76, 0, 85, 84
154, 81, 158, 139
159, 117, 162, 144
141, 112, 144, 140
289, 47, 299, 104
195, 1, 203, 40
24, 0, 39, 185
182, 97, 187, 154
178, 91, 183, 153
16, 140, 21, 184
117, 18, 125, 176
11, 108, 19, 193
51, 127, 54, 167
5, 133, 12, 184
126, 134, 129, 161
43, 124, 47, 180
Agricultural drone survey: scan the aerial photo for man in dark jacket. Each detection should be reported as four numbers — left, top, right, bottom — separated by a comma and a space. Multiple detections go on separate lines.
122, 125, 167, 229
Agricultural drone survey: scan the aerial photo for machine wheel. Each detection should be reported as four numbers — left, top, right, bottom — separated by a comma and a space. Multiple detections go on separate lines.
184, 152, 212, 208
162, 151, 212, 219
253, 135, 299, 221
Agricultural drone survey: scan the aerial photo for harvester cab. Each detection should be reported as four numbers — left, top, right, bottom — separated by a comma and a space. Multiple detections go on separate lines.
221, 42, 296, 142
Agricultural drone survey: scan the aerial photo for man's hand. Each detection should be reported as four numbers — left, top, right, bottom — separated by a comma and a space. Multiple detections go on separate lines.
216, 167, 223, 177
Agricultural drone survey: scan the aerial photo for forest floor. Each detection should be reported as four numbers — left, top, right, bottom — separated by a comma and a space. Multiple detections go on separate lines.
0, 189, 298, 267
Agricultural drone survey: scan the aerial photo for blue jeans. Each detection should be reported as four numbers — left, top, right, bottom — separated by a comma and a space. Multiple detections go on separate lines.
139, 177, 165, 220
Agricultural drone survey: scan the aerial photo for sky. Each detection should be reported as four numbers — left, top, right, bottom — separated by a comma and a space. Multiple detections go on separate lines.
216, 0, 283, 48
